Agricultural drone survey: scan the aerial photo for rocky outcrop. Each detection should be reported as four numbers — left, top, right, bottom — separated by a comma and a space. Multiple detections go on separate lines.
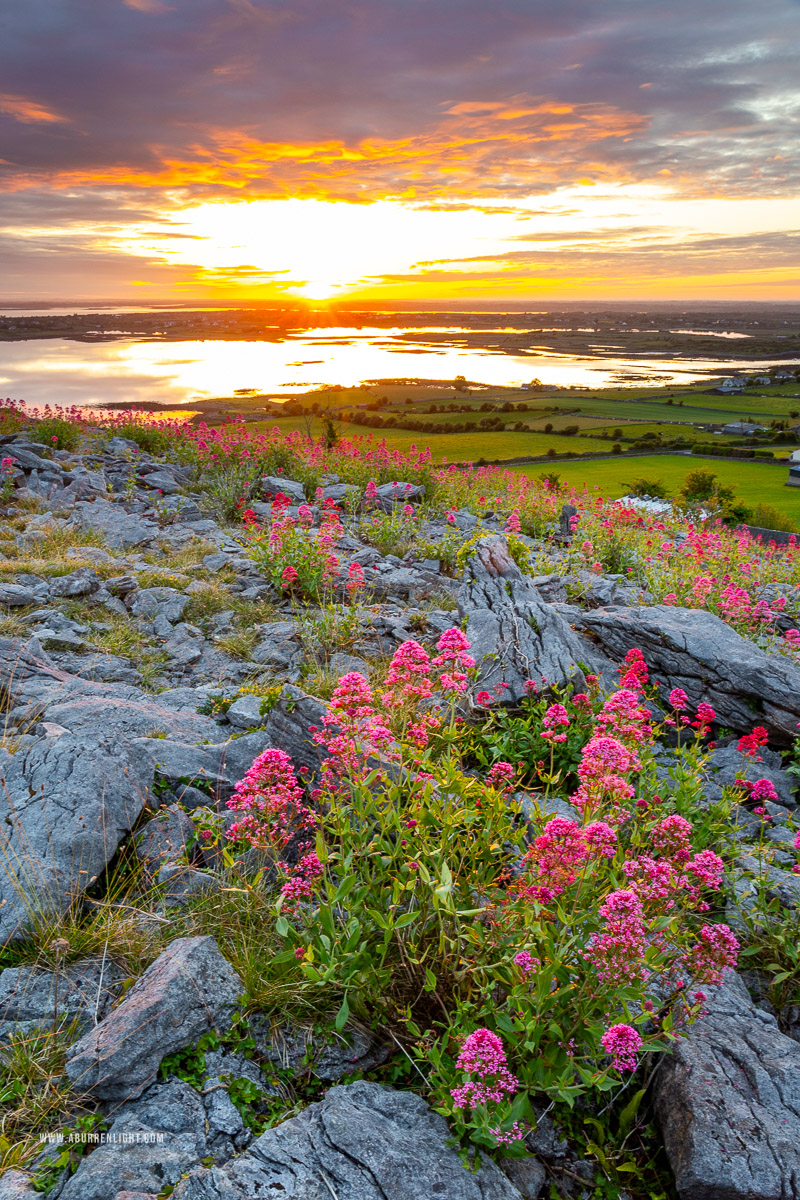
654, 971, 800, 1200
169, 1080, 524, 1199
0, 957, 125, 1040
578, 603, 800, 738
458, 534, 598, 701
65, 936, 242, 1101
0, 732, 150, 941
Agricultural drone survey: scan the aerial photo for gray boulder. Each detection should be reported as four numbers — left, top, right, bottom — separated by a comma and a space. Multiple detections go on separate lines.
170, 1080, 523, 1200
458, 535, 595, 703
137, 468, 181, 494
251, 1018, 390, 1082
70, 498, 157, 550
131, 586, 190, 624
0, 583, 38, 607
259, 685, 328, 779
226, 694, 266, 730
59, 1078, 208, 1200
375, 480, 425, 511
578, 604, 800, 739
654, 971, 800, 1200
260, 475, 306, 504
0, 734, 151, 942
65, 936, 242, 1101
131, 731, 273, 802
48, 568, 101, 598
0, 957, 124, 1040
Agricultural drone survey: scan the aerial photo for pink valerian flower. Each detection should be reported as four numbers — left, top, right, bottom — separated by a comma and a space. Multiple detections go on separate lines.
505, 510, 522, 533
0, 457, 16, 470
383, 640, 433, 705
490, 1122, 528, 1146
432, 628, 475, 696
663, 592, 678, 605
601, 1023, 643, 1072
685, 849, 725, 892
572, 775, 636, 825
486, 761, 516, 792
280, 565, 299, 589
693, 702, 716, 732
578, 736, 640, 781
279, 850, 324, 911
474, 690, 494, 708
744, 778, 778, 804
346, 561, 365, 595
522, 817, 589, 897
542, 703, 570, 731
312, 672, 396, 786
595, 688, 652, 742
794, 830, 800, 851
364, 480, 378, 503
297, 503, 314, 528
450, 1029, 519, 1110
619, 648, 648, 692
513, 950, 538, 978
650, 814, 693, 863
585, 889, 646, 986
227, 748, 315, 853
407, 712, 441, 750
683, 923, 740, 985
433, 627, 475, 669
583, 821, 618, 859
737, 726, 769, 757
669, 688, 689, 711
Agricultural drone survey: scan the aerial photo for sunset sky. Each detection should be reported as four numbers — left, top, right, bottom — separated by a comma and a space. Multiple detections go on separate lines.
1, 0, 799, 304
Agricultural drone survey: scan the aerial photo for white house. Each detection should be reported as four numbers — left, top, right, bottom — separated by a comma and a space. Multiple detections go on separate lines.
752, 376, 772, 386
714, 376, 747, 393
722, 421, 767, 435
789, 448, 800, 463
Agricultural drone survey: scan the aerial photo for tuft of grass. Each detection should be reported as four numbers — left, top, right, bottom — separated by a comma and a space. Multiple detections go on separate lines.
141, 538, 217, 571
300, 666, 342, 701
216, 629, 259, 660
87, 614, 151, 659
177, 867, 316, 1016
0, 1022, 87, 1175
184, 581, 238, 623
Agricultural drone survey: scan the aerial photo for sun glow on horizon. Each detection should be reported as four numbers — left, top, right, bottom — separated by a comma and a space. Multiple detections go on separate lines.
108, 190, 800, 302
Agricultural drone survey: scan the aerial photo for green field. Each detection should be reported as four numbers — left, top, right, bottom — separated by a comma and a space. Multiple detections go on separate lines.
258, 416, 615, 460
514, 455, 800, 521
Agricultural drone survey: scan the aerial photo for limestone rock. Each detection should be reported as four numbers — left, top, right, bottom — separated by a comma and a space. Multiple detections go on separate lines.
458, 535, 596, 702
170, 1080, 523, 1200
578, 604, 800, 739
0, 733, 150, 942
65, 936, 242, 1101
654, 972, 800, 1200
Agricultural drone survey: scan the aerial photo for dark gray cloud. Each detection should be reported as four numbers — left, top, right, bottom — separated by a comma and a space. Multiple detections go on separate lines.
1, 0, 798, 198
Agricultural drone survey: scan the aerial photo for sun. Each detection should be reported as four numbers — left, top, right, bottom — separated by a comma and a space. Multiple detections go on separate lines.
295, 280, 339, 301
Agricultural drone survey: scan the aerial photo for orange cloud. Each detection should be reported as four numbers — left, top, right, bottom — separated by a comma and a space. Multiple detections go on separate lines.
0, 93, 648, 200
122, 0, 173, 11
0, 93, 66, 124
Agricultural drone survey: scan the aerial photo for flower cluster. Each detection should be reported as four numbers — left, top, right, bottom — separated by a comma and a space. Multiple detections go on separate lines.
450, 1029, 520, 1119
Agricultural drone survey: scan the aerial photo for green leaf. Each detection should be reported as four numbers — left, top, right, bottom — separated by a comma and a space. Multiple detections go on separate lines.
394, 911, 418, 928
335, 994, 350, 1032
618, 1087, 646, 1134
275, 916, 289, 938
